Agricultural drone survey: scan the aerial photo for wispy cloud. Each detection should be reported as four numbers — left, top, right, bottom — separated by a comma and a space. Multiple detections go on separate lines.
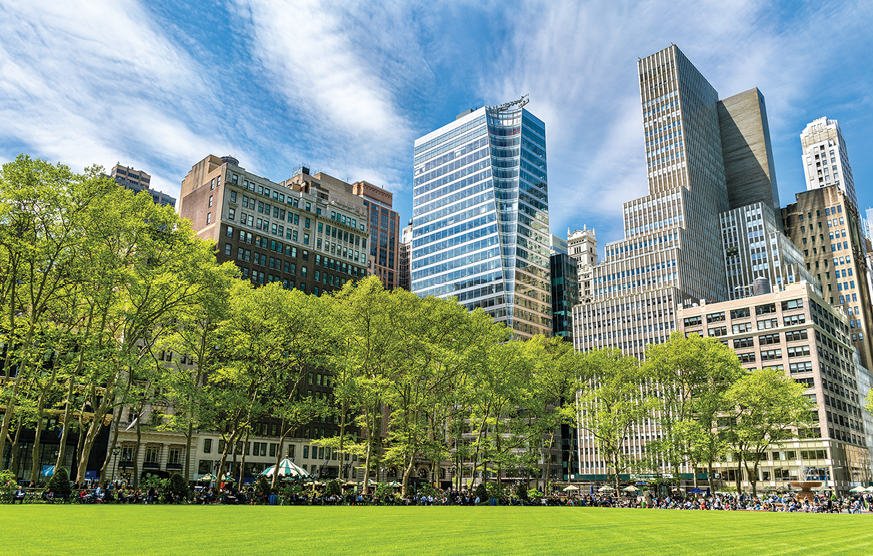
234, 0, 429, 191
0, 0, 239, 196
484, 0, 873, 245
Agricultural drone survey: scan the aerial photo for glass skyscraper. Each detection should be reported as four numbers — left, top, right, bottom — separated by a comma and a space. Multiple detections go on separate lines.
411, 97, 552, 338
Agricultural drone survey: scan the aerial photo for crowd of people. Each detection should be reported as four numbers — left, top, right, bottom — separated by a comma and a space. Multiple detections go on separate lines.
9, 482, 873, 513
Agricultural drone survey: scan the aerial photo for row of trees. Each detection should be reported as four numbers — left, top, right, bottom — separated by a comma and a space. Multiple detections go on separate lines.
0, 156, 815, 498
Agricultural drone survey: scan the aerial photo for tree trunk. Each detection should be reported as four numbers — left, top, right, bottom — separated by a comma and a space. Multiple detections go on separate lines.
270, 420, 289, 491
8, 420, 24, 476
29, 365, 58, 485
99, 389, 126, 486
74, 387, 115, 484
184, 420, 193, 485
338, 401, 347, 481
238, 428, 250, 489
55, 378, 75, 470
132, 401, 144, 489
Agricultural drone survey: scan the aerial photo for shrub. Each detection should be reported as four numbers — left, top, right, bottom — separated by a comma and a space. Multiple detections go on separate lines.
47, 468, 72, 501
325, 479, 341, 496
515, 484, 529, 502
474, 482, 489, 501
167, 473, 188, 500
1, 470, 19, 501
256, 476, 272, 498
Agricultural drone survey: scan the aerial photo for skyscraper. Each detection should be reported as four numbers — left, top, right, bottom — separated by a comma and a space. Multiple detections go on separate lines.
573, 44, 733, 358
801, 117, 857, 210
411, 97, 552, 338
550, 234, 579, 340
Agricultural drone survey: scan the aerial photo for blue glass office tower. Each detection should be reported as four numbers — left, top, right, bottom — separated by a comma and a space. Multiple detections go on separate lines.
411, 97, 552, 338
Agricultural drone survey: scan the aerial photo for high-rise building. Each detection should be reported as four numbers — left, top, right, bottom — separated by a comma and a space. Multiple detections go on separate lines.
550, 235, 579, 340
800, 117, 857, 210
567, 227, 597, 303
573, 44, 735, 359
398, 223, 412, 291
178, 155, 370, 295
110, 163, 176, 207
351, 181, 400, 289
411, 97, 552, 338
570, 44, 808, 482
678, 282, 871, 490
721, 201, 816, 301
718, 88, 781, 224
782, 185, 873, 368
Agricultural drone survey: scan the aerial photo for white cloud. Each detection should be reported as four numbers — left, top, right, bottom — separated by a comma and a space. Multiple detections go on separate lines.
234, 0, 424, 192
484, 0, 873, 245
0, 0, 239, 198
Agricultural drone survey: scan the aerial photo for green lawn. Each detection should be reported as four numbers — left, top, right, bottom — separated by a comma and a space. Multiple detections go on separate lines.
2, 506, 872, 555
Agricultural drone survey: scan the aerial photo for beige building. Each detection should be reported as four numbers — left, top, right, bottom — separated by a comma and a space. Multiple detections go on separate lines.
679, 281, 871, 491
782, 184, 873, 369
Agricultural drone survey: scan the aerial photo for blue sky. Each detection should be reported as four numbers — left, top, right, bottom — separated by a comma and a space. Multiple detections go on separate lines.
1, 0, 871, 250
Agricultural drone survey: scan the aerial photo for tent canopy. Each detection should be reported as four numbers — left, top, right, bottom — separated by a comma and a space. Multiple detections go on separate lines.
260, 459, 310, 479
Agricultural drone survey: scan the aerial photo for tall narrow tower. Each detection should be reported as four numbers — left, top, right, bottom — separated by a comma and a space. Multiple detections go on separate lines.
411, 97, 551, 338
801, 117, 857, 210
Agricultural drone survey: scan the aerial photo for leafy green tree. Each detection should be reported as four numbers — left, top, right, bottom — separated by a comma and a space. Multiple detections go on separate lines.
325, 479, 341, 496
566, 348, 656, 491
723, 367, 816, 496
644, 332, 744, 488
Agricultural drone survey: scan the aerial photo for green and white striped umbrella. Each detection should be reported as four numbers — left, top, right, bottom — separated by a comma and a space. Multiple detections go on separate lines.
260, 459, 310, 479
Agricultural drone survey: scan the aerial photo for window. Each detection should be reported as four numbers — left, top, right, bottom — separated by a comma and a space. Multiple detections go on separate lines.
208, 195, 213, 207
206, 212, 211, 224
730, 308, 750, 319
203, 439, 212, 454
168, 448, 182, 467
755, 303, 776, 315
738, 353, 756, 364
683, 316, 702, 327
708, 326, 727, 337
781, 299, 803, 311
757, 318, 778, 330
732, 322, 753, 334
707, 312, 725, 323
224, 243, 231, 256
733, 337, 754, 349
785, 330, 808, 342
787, 345, 811, 358
226, 226, 234, 238
144, 446, 160, 465
783, 314, 806, 326
761, 349, 782, 361
758, 333, 780, 345
230, 191, 237, 203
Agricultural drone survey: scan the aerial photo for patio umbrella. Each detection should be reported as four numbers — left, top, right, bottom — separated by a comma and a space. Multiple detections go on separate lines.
563, 485, 579, 492
622, 486, 638, 492
865, 486, 873, 493
199, 473, 216, 481
850, 487, 865, 493
598, 486, 614, 493
260, 459, 310, 479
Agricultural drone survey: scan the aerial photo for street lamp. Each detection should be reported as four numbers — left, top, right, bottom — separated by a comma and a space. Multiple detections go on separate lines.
111, 446, 121, 485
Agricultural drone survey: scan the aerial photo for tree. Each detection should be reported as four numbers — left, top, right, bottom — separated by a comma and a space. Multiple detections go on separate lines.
566, 348, 656, 491
644, 332, 743, 488
723, 367, 816, 496
47, 467, 72, 501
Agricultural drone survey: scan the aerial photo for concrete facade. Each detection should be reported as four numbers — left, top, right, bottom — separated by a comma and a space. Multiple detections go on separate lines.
679, 282, 872, 491
782, 185, 873, 369
717, 88, 781, 226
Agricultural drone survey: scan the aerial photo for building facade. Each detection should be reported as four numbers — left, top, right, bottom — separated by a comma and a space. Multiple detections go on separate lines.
411, 97, 552, 338
568, 227, 597, 304
800, 117, 857, 210
550, 235, 579, 340
111, 163, 176, 207
679, 282, 871, 490
782, 185, 873, 369
398, 223, 412, 291
178, 156, 370, 296
351, 181, 400, 289
721, 202, 816, 300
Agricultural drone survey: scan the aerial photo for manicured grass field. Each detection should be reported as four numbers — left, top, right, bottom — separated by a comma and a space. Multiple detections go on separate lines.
2, 505, 872, 555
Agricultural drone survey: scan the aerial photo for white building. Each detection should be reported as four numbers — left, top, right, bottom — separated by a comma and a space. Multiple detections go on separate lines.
800, 117, 857, 211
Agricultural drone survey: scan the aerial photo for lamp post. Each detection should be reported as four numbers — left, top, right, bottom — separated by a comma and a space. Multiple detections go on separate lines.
111, 446, 121, 485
